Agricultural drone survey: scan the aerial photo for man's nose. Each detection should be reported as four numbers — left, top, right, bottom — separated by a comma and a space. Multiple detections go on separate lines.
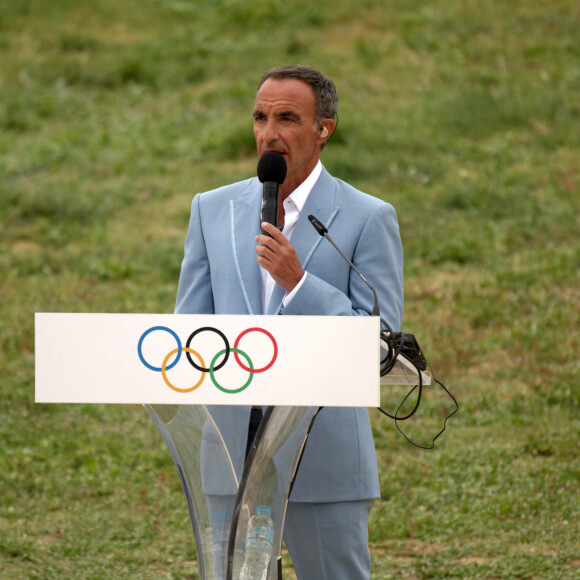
261, 119, 279, 142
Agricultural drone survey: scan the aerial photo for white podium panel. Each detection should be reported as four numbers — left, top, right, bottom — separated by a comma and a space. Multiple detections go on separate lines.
35, 313, 380, 407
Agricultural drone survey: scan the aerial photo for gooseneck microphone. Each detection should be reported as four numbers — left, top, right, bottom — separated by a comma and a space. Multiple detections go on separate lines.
257, 153, 287, 236
308, 215, 380, 317
308, 213, 424, 370
307, 215, 458, 449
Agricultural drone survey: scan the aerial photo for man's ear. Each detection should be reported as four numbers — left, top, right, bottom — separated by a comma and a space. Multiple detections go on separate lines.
318, 119, 336, 142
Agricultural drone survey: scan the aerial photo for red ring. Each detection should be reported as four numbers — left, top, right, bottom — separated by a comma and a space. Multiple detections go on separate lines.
234, 327, 278, 373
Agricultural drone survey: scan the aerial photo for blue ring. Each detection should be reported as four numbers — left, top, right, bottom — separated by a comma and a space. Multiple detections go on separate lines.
138, 326, 182, 372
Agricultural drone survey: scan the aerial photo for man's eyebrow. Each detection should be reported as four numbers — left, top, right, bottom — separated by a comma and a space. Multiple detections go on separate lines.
252, 109, 302, 121
276, 110, 301, 121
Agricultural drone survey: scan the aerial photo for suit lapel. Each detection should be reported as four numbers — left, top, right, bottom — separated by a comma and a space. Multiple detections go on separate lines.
267, 167, 340, 315
230, 181, 262, 315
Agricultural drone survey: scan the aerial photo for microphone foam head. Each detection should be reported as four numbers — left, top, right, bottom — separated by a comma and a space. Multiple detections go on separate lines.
257, 152, 287, 184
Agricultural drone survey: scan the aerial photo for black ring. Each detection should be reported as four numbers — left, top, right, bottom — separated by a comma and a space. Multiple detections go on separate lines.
185, 327, 230, 372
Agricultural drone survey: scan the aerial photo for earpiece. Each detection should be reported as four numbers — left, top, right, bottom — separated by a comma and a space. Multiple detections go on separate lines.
319, 127, 329, 139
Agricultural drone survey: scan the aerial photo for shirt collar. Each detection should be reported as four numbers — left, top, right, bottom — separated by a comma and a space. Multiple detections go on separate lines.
285, 161, 322, 212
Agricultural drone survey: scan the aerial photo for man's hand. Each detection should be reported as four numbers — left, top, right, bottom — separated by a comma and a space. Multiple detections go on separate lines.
256, 222, 304, 292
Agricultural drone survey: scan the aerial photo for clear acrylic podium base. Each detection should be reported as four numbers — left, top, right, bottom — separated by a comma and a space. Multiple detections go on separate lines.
145, 404, 320, 580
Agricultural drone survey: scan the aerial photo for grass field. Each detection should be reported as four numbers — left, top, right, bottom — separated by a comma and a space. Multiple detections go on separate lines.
1, 0, 579, 578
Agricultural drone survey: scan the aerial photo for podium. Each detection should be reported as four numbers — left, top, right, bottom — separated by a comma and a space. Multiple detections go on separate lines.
36, 313, 429, 579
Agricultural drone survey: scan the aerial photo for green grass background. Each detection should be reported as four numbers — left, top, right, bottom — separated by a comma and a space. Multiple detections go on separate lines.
1, 0, 579, 578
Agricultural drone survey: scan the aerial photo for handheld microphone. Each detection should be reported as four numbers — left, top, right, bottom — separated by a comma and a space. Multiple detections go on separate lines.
308, 215, 380, 316
257, 153, 287, 236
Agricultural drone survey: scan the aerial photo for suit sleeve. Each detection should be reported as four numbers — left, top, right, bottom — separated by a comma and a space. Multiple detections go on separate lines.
174, 194, 215, 315
280, 202, 404, 331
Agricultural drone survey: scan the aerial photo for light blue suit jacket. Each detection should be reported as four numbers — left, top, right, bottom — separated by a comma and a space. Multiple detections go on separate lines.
175, 166, 404, 502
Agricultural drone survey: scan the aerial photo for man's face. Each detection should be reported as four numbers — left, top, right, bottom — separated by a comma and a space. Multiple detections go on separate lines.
253, 78, 327, 191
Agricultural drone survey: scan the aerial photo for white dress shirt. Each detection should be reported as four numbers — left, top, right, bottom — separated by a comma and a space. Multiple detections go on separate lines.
260, 161, 322, 314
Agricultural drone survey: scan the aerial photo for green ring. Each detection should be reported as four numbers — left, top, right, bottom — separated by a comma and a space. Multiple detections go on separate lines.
210, 348, 254, 394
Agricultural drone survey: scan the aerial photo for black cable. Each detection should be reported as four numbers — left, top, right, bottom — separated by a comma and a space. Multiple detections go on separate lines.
378, 359, 423, 422
376, 321, 458, 448
392, 360, 458, 449
379, 317, 400, 376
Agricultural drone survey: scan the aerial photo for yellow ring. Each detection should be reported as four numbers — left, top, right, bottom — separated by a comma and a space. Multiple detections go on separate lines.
161, 347, 206, 393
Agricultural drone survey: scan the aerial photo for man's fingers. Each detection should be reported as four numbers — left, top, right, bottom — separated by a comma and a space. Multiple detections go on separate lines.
255, 222, 304, 291
260, 221, 284, 240
256, 222, 285, 251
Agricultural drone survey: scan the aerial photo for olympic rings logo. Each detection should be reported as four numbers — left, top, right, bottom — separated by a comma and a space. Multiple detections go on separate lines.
137, 326, 278, 394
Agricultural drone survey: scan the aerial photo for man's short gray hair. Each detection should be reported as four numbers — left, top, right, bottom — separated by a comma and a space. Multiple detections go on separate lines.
257, 65, 339, 124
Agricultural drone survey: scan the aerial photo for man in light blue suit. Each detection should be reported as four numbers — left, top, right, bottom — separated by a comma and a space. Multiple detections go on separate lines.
175, 65, 404, 579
